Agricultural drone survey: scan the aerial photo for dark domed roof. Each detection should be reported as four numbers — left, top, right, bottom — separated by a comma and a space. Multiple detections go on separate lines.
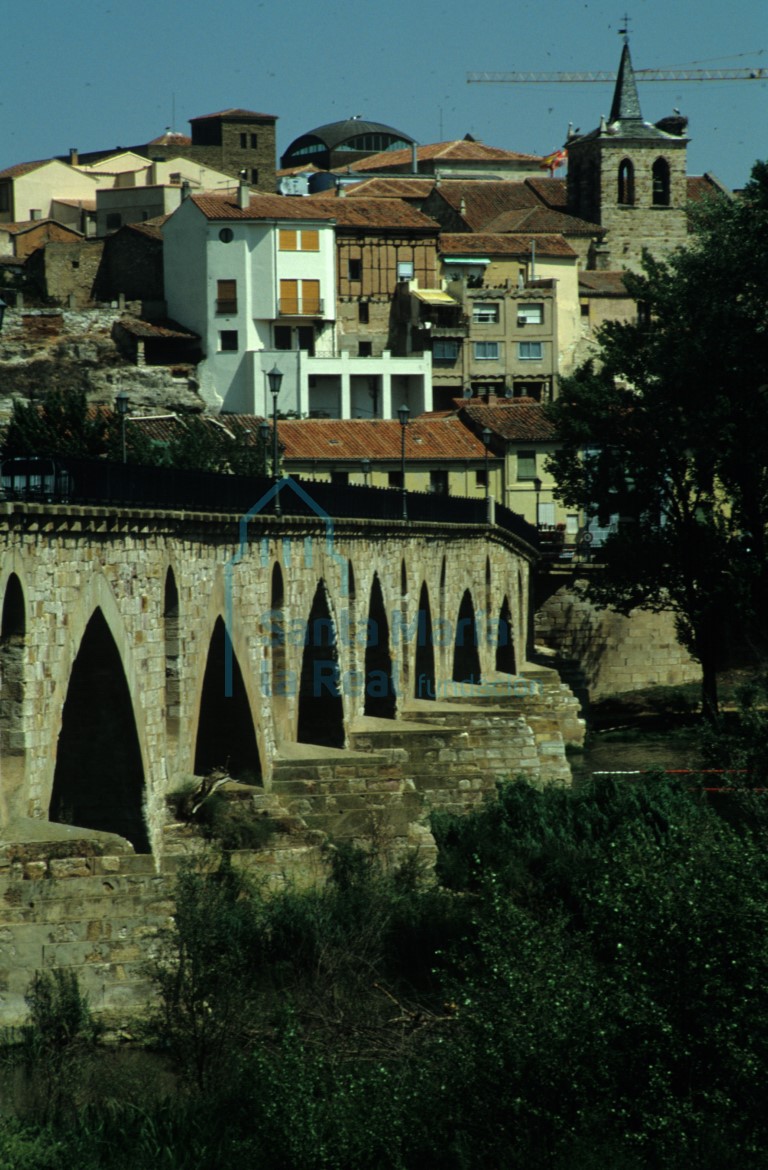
281, 117, 415, 170
301, 118, 414, 150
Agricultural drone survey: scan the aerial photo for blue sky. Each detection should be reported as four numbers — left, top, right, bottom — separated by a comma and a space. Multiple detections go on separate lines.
2, 0, 765, 190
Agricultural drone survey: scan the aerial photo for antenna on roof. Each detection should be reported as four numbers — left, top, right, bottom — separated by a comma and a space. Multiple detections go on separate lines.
618, 14, 631, 42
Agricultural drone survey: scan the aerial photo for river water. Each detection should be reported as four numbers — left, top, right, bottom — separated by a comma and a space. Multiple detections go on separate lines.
569, 723, 705, 787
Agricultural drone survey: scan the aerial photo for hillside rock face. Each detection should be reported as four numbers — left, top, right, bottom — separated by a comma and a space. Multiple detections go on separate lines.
0, 308, 205, 421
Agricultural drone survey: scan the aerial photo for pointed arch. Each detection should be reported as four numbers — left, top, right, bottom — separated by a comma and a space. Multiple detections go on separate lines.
652, 157, 670, 206
270, 562, 287, 700
399, 558, 409, 691
364, 573, 396, 719
452, 589, 481, 685
618, 157, 635, 205
194, 617, 261, 782
1, 574, 26, 813
164, 568, 180, 750
297, 579, 345, 748
50, 608, 148, 851
414, 581, 436, 701
496, 595, 517, 675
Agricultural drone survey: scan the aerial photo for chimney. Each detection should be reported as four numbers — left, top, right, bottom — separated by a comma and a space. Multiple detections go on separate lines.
69, 148, 78, 166
411, 142, 418, 174
181, 180, 191, 201
237, 173, 250, 210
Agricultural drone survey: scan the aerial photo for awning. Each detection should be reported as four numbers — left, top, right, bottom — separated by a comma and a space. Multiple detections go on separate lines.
412, 289, 458, 305
443, 257, 490, 265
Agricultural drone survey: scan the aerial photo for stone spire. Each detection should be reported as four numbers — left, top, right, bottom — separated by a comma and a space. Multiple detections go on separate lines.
609, 40, 643, 124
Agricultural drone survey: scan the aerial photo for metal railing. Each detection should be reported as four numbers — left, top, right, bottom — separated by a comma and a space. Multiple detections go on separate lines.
0, 457, 539, 548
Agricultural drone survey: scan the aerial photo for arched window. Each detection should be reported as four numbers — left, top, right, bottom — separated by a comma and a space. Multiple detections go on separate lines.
652, 157, 670, 206
618, 158, 635, 205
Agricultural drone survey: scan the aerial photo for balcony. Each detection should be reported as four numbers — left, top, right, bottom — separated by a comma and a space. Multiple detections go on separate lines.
278, 297, 325, 317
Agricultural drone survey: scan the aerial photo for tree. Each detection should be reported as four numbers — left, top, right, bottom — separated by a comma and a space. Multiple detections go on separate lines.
548, 161, 768, 718
2, 387, 159, 466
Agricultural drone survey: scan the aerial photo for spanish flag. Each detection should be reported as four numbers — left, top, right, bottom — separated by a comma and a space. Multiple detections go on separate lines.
540, 148, 567, 175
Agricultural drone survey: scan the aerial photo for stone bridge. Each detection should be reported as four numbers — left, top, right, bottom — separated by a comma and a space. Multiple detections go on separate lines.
0, 477, 583, 860
0, 479, 587, 1025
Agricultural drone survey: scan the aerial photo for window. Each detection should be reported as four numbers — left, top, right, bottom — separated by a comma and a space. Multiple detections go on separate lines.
348, 258, 362, 281
517, 303, 544, 325
538, 501, 556, 528
474, 341, 500, 361
358, 341, 372, 357
652, 157, 671, 206
388, 471, 403, 488
216, 279, 237, 314
517, 450, 536, 480
279, 279, 321, 314
219, 228, 234, 243
250, 133, 258, 149
475, 469, 488, 489
618, 158, 635, 205
219, 330, 238, 352
106, 212, 122, 231
358, 302, 369, 324
330, 471, 349, 486
472, 302, 500, 324
274, 325, 292, 350
434, 340, 459, 361
518, 341, 543, 361
430, 470, 448, 495
0, 184, 9, 212
397, 260, 414, 280
279, 228, 319, 251
240, 133, 247, 149
251, 168, 259, 185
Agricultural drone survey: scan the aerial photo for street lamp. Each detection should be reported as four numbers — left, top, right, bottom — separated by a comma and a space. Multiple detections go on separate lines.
398, 404, 409, 520
361, 457, 371, 487
481, 426, 492, 503
115, 389, 130, 464
533, 475, 542, 528
259, 419, 270, 476
267, 365, 283, 516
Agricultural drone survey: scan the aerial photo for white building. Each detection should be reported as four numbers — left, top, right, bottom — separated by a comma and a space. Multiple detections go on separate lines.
162, 187, 432, 417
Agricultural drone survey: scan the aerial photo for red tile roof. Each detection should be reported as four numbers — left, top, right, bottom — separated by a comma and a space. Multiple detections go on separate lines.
0, 159, 50, 180
334, 178, 436, 200
440, 231, 576, 259
189, 108, 277, 121
118, 317, 199, 340
431, 180, 602, 236
460, 401, 557, 442
306, 197, 440, 231
263, 417, 496, 462
484, 206, 602, 236
524, 177, 568, 209
188, 193, 337, 221
578, 271, 631, 296
349, 140, 544, 172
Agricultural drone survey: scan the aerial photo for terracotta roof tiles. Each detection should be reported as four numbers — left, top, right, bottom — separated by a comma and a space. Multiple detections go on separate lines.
440, 231, 576, 258
188, 193, 337, 221
460, 401, 557, 442
305, 197, 440, 230
578, 271, 630, 296
261, 417, 496, 462
350, 140, 544, 172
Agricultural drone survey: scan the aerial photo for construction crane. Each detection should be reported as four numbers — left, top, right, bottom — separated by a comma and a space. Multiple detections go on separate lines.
467, 67, 768, 84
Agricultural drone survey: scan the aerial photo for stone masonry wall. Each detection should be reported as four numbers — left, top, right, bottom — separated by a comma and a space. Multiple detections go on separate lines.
535, 575, 699, 697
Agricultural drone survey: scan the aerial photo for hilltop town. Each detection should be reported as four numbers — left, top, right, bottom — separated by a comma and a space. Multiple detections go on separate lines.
0, 37, 730, 538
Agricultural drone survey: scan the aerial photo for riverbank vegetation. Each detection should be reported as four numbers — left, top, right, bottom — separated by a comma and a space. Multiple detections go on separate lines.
1, 772, 767, 1169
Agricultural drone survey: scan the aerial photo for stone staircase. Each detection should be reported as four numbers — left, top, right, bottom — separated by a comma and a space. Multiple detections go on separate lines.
270, 742, 435, 866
